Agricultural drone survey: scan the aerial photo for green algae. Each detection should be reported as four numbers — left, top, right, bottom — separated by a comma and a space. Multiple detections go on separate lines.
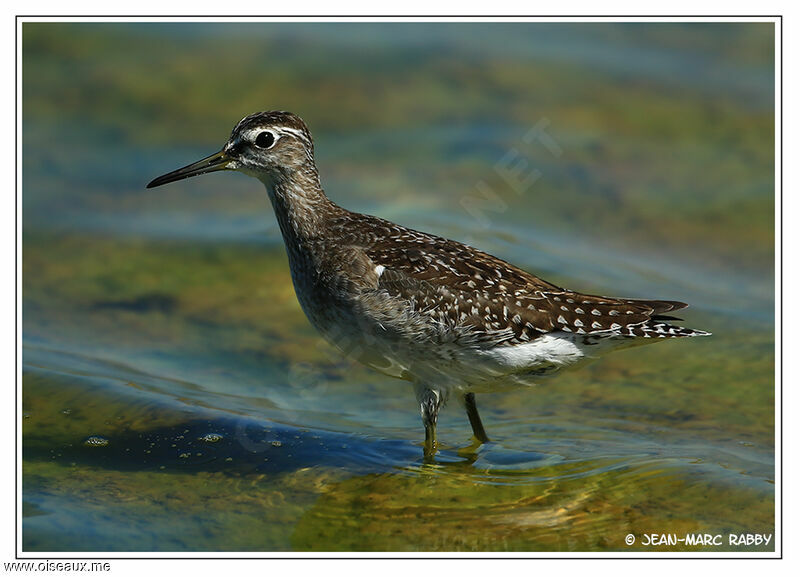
291, 461, 773, 552
23, 460, 333, 552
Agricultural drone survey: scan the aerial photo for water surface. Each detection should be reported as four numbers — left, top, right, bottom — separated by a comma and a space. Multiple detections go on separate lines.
22, 22, 775, 553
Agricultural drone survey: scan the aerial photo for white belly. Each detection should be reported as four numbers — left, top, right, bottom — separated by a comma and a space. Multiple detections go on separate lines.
345, 330, 600, 394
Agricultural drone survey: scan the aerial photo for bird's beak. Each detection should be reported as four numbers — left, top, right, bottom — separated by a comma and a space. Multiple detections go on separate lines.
146, 149, 232, 189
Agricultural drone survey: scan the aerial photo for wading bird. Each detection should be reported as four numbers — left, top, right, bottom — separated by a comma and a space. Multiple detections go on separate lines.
148, 111, 709, 456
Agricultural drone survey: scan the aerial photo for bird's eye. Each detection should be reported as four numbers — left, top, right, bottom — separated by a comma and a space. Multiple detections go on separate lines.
255, 131, 276, 149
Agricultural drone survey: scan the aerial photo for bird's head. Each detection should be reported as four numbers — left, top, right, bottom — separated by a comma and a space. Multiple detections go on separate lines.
147, 111, 315, 189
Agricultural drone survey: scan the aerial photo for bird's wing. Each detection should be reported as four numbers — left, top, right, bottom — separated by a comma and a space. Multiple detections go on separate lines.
533, 291, 687, 337
352, 219, 687, 343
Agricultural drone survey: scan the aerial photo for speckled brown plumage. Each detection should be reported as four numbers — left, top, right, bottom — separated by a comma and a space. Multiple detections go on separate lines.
340, 214, 695, 342
147, 110, 710, 455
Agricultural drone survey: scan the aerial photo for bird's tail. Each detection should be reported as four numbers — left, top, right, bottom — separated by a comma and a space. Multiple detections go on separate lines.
626, 321, 711, 338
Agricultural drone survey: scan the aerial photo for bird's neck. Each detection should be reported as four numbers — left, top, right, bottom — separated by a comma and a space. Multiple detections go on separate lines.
260, 167, 340, 250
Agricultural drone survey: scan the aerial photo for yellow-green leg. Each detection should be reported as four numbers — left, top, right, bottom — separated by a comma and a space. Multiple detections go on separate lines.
418, 386, 442, 458
424, 421, 437, 458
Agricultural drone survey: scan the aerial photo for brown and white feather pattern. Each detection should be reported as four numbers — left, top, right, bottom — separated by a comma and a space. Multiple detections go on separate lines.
328, 213, 707, 347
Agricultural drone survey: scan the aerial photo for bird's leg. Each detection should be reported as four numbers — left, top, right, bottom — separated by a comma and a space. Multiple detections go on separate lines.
417, 386, 443, 458
464, 392, 490, 443
424, 420, 437, 458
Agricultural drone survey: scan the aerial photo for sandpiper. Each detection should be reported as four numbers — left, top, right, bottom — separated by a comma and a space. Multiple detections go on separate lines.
147, 111, 709, 456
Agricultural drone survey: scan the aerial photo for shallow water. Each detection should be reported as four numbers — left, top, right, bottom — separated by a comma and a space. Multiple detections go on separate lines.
21, 22, 775, 552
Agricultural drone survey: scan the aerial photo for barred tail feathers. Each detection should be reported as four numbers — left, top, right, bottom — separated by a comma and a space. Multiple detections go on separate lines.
626, 321, 711, 338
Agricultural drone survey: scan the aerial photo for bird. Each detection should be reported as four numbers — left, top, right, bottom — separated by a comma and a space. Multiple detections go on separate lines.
147, 111, 710, 457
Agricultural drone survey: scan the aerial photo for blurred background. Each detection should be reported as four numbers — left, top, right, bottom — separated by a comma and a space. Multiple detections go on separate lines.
22, 22, 775, 552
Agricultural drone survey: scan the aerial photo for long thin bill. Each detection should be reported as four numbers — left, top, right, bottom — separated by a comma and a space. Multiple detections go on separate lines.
146, 150, 232, 189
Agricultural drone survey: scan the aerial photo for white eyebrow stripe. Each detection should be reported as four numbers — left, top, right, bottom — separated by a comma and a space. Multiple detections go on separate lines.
276, 127, 311, 143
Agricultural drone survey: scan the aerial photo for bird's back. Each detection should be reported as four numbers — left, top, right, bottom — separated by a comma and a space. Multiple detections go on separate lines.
327, 210, 706, 342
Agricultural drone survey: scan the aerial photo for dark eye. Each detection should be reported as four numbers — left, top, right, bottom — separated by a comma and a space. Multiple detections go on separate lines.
255, 131, 276, 149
